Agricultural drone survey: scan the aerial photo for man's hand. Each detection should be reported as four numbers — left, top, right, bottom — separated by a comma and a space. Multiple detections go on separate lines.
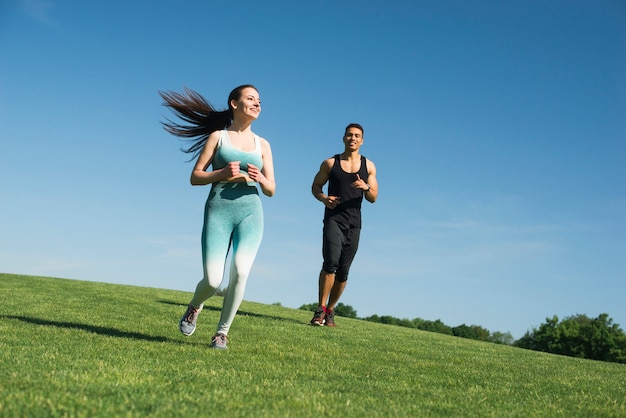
352, 174, 369, 190
324, 196, 341, 209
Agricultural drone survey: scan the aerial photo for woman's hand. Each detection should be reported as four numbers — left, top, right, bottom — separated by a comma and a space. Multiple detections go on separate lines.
248, 163, 276, 197
221, 161, 242, 179
247, 163, 266, 184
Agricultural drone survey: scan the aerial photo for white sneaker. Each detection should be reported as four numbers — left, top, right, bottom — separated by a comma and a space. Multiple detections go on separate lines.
211, 333, 228, 350
179, 303, 203, 336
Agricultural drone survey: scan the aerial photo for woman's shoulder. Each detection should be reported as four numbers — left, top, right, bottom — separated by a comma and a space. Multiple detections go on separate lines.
256, 134, 272, 149
207, 129, 222, 146
254, 135, 274, 160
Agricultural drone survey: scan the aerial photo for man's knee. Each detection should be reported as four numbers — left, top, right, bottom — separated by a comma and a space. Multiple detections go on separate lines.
322, 262, 338, 275
335, 267, 349, 282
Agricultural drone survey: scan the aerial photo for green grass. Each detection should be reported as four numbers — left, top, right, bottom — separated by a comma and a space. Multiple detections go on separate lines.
1, 273, 625, 417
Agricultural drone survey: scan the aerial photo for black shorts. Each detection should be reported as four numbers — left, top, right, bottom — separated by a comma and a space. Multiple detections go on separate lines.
322, 218, 361, 282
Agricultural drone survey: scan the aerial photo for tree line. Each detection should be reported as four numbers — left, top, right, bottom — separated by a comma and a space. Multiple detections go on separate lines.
299, 303, 626, 364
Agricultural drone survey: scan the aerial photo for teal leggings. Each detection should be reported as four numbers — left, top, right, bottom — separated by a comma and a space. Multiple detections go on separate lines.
190, 182, 264, 335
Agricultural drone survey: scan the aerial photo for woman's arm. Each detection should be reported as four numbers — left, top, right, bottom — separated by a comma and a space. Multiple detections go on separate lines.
247, 137, 276, 197
190, 131, 241, 186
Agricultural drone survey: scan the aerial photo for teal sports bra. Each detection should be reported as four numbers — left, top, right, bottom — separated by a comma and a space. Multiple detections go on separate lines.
213, 130, 263, 183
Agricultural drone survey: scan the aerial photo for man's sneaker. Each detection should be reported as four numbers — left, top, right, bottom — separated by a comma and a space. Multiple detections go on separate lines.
325, 308, 336, 327
211, 333, 228, 350
310, 306, 326, 326
179, 303, 203, 336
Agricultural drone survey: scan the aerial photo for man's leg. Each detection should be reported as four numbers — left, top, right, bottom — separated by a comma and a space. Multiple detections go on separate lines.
311, 269, 334, 325
312, 219, 344, 325
327, 280, 347, 310
325, 226, 360, 326
324, 280, 347, 327
318, 269, 335, 308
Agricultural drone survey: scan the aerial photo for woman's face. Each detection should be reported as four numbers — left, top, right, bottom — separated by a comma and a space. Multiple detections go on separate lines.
231, 87, 261, 120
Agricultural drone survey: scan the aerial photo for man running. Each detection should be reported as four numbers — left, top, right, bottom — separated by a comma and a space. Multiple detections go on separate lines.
310, 123, 378, 326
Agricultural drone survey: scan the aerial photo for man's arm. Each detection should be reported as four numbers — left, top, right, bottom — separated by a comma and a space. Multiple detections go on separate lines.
312, 159, 341, 209
363, 160, 378, 203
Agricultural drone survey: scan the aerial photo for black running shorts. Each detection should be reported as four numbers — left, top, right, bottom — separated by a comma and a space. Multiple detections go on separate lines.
322, 218, 361, 282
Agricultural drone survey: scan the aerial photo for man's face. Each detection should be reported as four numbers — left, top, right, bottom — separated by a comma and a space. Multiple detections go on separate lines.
343, 127, 363, 150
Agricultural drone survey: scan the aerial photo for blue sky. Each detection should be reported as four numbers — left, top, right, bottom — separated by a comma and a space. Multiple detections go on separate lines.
1, 0, 624, 339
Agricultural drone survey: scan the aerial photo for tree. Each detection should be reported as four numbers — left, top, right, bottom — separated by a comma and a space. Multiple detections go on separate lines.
489, 331, 514, 345
515, 313, 626, 364
334, 303, 357, 318
298, 302, 357, 318
452, 324, 490, 341
299, 303, 318, 312
417, 319, 453, 335
362, 314, 381, 324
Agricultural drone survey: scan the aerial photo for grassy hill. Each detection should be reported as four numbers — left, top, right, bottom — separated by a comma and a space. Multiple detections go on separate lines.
1, 273, 624, 417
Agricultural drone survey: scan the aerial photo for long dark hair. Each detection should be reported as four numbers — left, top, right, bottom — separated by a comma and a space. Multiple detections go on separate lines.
160, 84, 257, 159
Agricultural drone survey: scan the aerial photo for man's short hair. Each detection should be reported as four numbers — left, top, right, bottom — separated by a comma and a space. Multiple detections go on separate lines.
345, 123, 364, 135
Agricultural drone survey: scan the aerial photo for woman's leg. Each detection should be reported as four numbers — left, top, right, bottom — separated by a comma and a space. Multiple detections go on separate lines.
190, 193, 233, 307
216, 199, 264, 335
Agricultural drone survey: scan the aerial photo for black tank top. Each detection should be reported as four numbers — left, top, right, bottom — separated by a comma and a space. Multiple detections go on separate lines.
324, 154, 369, 228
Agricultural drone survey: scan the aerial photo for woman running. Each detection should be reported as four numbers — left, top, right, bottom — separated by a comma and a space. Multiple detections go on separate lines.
160, 85, 275, 349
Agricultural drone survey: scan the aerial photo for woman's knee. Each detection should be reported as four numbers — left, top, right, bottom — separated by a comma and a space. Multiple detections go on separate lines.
203, 264, 225, 289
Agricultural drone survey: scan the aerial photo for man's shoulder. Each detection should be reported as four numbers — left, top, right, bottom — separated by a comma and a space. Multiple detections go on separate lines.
316, 156, 336, 175
322, 155, 338, 165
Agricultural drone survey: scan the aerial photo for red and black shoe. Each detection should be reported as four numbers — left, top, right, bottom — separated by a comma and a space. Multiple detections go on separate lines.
310, 306, 326, 326
325, 308, 336, 327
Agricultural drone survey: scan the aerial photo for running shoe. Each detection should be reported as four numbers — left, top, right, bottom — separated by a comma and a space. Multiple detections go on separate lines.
325, 308, 336, 327
211, 333, 228, 350
310, 306, 326, 326
179, 303, 203, 336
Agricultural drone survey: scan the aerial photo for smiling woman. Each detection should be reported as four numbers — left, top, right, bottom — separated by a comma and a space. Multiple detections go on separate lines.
160, 85, 276, 350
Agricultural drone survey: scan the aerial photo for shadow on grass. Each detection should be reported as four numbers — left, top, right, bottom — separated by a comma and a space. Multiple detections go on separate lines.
156, 299, 305, 325
157, 299, 222, 313
1, 315, 209, 346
